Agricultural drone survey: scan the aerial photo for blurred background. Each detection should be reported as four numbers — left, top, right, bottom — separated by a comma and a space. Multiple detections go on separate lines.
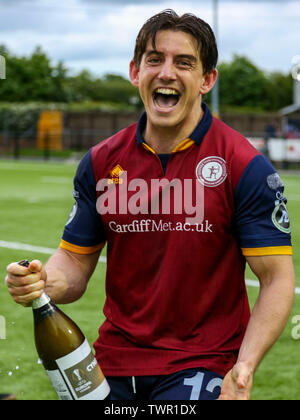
0, 0, 300, 400
0, 0, 300, 162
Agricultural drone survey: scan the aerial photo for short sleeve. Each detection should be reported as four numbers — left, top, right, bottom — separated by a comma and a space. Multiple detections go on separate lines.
234, 154, 292, 256
60, 149, 106, 254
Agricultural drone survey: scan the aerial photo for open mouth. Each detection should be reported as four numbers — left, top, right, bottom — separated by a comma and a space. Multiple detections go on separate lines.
153, 88, 180, 109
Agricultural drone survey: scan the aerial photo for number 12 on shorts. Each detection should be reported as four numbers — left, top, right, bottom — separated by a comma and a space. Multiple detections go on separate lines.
184, 372, 223, 400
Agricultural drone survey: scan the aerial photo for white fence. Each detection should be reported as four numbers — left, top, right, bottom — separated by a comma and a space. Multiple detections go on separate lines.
248, 137, 300, 162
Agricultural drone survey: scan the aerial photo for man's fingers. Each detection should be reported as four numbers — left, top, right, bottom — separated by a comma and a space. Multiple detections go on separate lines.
6, 262, 31, 277
11, 289, 44, 306
6, 259, 46, 307
237, 375, 248, 389
232, 364, 252, 390
219, 364, 253, 400
232, 369, 246, 389
6, 260, 43, 276
6, 272, 42, 287
218, 393, 229, 400
8, 279, 45, 297
28, 260, 43, 274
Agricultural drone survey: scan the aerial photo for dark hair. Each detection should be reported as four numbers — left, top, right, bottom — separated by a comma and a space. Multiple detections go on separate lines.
133, 9, 218, 74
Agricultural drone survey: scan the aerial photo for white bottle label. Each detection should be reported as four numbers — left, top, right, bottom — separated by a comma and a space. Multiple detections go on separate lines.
45, 339, 110, 400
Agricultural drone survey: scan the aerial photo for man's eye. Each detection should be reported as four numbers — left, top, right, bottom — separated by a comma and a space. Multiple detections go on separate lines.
177, 61, 192, 68
147, 57, 161, 64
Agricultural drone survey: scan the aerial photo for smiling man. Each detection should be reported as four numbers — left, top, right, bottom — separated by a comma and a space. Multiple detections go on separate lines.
6, 10, 295, 401
130, 22, 217, 154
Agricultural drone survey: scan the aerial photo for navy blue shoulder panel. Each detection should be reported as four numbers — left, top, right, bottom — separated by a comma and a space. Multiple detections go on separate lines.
62, 149, 106, 247
234, 154, 292, 248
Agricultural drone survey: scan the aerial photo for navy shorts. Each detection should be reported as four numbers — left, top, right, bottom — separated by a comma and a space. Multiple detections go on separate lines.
106, 368, 223, 400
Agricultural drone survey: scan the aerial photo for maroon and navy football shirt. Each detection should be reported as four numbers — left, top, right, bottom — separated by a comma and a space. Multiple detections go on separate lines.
60, 103, 292, 377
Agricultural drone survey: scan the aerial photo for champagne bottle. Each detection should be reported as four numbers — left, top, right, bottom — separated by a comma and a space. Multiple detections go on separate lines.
18, 260, 110, 400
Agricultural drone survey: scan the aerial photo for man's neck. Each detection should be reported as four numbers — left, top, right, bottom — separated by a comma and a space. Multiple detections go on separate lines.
143, 108, 204, 154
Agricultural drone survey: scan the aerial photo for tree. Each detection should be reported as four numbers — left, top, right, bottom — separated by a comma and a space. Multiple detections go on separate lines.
218, 55, 267, 109
218, 54, 293, 111
96, 73, 141, 106
0, 46, 293, 112
63, 71, 141, 107
64, 70, 98, 102
263, 71, 293, 111
0, 45, 68, 102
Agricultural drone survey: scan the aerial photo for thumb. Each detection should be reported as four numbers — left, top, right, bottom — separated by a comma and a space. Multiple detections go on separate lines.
28, 259, 43, 273
236, 373, 248, 389
232, 363, 252, 390
28, 260, 47, 282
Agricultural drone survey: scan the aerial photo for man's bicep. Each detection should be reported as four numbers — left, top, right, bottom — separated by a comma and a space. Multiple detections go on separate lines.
44, 246, 104, 304
47, 245, 103, 282
246, 254, 295, 287
59, 245, 103, 275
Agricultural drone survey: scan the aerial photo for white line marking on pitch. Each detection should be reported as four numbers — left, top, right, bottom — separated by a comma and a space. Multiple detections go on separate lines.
0, 240, 299, 294
41, 176, 73, 184
0, 240, 107, 263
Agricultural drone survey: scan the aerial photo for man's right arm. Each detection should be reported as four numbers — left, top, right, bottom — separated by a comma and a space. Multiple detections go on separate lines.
5, 246, 103, 307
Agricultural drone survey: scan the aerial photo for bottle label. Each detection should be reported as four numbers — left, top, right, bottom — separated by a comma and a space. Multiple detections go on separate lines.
45, 339, 110, 400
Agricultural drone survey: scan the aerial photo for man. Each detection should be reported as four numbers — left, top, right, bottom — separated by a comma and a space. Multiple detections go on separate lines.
6, 10, 295, 400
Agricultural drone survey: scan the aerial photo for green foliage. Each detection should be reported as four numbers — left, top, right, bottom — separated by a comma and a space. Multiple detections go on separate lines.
64, 71, 142, 107
0, 44, 141, 108
0, 46, 293, 112
218, 54, 293, 111
219, 55, 267, 108
0, 45, 68, 102
263, 71, 294, 111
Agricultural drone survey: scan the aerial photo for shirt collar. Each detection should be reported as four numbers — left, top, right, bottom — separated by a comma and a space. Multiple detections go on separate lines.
136, 102, 213, 146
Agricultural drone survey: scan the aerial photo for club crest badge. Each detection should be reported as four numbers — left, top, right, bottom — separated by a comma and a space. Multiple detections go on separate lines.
272, 201, 291, 234
66, 202, 78, 226
196, 157, 227, 187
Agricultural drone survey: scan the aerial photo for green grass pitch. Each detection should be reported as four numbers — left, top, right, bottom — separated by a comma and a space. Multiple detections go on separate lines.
0, 159, 299, 400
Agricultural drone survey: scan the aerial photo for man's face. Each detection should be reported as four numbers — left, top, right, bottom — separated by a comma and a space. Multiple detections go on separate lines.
130, 30, 216, 131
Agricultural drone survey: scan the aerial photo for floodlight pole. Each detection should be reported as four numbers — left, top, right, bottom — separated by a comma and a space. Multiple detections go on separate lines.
292, 58, 300, 105
212, 0, 219, 117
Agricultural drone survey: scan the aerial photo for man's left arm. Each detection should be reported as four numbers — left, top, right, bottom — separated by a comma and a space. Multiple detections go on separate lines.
219, 254, 295, 400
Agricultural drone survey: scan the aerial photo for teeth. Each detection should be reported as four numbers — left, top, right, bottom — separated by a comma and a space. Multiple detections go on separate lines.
155, 88, 179, 95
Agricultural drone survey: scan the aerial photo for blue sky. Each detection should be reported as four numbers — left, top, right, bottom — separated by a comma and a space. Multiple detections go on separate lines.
0, 0, 299, 78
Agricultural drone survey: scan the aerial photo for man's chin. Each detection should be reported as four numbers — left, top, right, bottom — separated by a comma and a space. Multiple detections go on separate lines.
147, 109, 182, 129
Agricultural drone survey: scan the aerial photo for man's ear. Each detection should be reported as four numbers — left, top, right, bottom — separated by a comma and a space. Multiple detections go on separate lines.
129, 60, 139, 87
199, 69, 218, 95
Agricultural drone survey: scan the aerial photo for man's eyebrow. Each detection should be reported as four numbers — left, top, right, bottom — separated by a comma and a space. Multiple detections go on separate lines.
145, 50, 162, 57
176, 54, 197, 63
145, 51, 198, 62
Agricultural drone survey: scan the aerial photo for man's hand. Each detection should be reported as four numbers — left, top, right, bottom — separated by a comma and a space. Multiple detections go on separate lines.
218, 362, 253, 400
5, 260, 46, 307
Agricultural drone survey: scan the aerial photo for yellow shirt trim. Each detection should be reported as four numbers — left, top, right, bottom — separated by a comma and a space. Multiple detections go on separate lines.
142, 143, 156, 154
142, 138, 195, 155
242, 246, 293, 257
60, 239, 105, 255
172, 138, 195, 153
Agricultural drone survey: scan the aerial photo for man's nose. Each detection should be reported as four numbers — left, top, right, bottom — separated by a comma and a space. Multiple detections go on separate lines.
158, 59, 176, 81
